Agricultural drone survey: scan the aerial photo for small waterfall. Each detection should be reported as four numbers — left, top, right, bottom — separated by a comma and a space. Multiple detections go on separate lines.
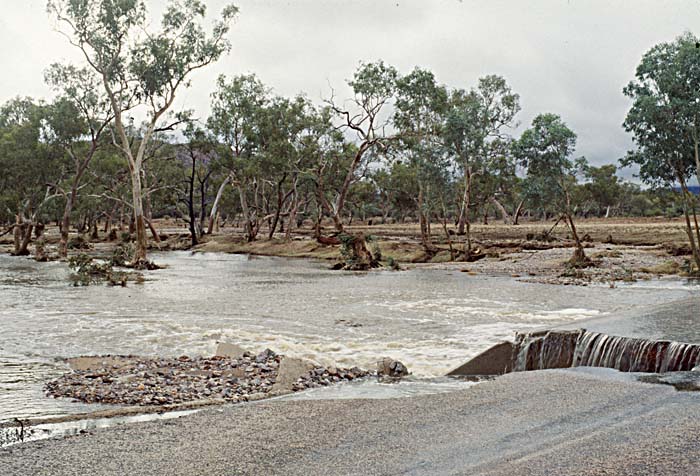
513, 330, 581, 371
512, 330, 700, 374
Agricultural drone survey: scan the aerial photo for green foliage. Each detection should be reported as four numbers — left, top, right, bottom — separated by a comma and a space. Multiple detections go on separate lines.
579, 164, 622, 216
68, 254, 111, 286
515, 113, 579, 215
371, 242, 382, 262
67, 235, 91, 250
68, 253, 142, 286
0, 97, 61, 223
622, 32, 700, 187
111, 242, 134, 267
349, 60, 398, 103
338, 233, 356, 267
622, 32, 700, 268
386, 256, 401, 271
48, 0, 237, 105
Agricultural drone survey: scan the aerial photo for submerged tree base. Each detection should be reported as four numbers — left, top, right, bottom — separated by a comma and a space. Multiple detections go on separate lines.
131, 258, 160, 271
68, 254, 144, 286
568, 247, 594, 268
339, 233, 381, 270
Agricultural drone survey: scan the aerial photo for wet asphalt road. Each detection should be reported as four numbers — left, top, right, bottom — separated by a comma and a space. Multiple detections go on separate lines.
2, 369, 700, 475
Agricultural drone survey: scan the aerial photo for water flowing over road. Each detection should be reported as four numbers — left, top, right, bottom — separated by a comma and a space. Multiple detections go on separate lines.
1, 251, 697, 422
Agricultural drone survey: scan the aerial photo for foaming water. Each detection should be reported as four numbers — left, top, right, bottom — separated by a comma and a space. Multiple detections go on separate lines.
0, 251, 696, 422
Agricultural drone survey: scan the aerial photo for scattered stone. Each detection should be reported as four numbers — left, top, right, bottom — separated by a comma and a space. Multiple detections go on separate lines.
47, 352, 373, 407
335, 319, 363, 328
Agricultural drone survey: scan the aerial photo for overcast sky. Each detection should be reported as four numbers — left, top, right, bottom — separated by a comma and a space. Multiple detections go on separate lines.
1, 0, 699, 178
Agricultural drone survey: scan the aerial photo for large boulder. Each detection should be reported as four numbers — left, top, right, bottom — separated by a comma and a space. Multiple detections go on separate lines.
377, 358, 409, 380
446, 341, 515, 377
270, 357, 315, 394
66, 355, 136, 371
215, 342, 247, 359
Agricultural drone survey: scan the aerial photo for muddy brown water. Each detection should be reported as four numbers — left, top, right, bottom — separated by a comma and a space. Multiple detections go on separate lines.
1, 251, 698, 423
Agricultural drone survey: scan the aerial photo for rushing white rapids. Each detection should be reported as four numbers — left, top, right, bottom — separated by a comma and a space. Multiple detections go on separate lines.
514, 330, 700, 373
0, 251, 698, 423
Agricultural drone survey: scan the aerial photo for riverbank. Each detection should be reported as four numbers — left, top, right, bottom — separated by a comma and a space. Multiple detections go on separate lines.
1, 218, 695, 286
196, 234, 691, 286
3, 369, 700, 475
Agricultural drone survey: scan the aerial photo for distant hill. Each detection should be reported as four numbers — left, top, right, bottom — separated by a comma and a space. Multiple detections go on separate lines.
673, 185, 700, 195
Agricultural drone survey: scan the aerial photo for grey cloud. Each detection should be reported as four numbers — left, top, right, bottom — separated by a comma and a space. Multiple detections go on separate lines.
2, 0, 699, 181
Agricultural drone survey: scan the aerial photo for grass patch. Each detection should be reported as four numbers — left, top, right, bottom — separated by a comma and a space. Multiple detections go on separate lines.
639, 260, 680, 275
592, 250, 623, 259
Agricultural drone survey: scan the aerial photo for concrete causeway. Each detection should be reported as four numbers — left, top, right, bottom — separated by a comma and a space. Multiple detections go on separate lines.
3, 369, 700, 475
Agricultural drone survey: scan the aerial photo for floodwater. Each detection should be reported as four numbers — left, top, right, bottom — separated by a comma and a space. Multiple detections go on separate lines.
1, 251, 698, 424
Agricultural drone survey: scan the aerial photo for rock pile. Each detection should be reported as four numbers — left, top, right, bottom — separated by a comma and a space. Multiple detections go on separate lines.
46, 349, 372, 406
291, 365, 369, 392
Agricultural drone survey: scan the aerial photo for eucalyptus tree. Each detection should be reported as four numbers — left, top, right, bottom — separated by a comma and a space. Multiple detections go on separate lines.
580, 164, 622, 218
208, 73, 270, 242
0, 98, 61, 254
175, 126, 217, 246
323, 62, 398, 229
207, 74, 261, 236
257, 95, 313, 239
372, 161, 420, 224
295, 105, 350, 239
318, 61, 399, 268
514, 113, 590, 266
345, 180, 378, 224
622, 32, 700, 270
48, 0, 238, 267
394, 67, 449, 254
43, 64, 112, 257
470, 138, 521, 225
444, 75, 520, 240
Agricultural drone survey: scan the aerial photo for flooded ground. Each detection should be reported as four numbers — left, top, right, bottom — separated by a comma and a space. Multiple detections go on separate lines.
1, 251, 698, 423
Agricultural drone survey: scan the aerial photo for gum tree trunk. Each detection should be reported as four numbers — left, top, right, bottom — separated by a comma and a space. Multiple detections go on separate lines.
59, 189, 76, 258
418, 183, 435, 254
207, 175, 230, 234
130, 169, 148, 265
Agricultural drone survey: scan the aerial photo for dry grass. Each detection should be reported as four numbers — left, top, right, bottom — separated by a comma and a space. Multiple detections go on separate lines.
343, 217, 690, 247
639, 260, 681, 275
195, 235, 430, 264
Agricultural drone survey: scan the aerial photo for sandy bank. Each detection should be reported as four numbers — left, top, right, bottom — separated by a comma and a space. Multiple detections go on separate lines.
197, 233, 691, 286
3, 218, 695, 286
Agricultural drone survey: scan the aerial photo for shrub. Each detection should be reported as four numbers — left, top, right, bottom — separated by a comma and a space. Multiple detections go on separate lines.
67, 235, 91, 250
68, 253, 142, 287
111, 242, 134, 267
386, 256, 401, 271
